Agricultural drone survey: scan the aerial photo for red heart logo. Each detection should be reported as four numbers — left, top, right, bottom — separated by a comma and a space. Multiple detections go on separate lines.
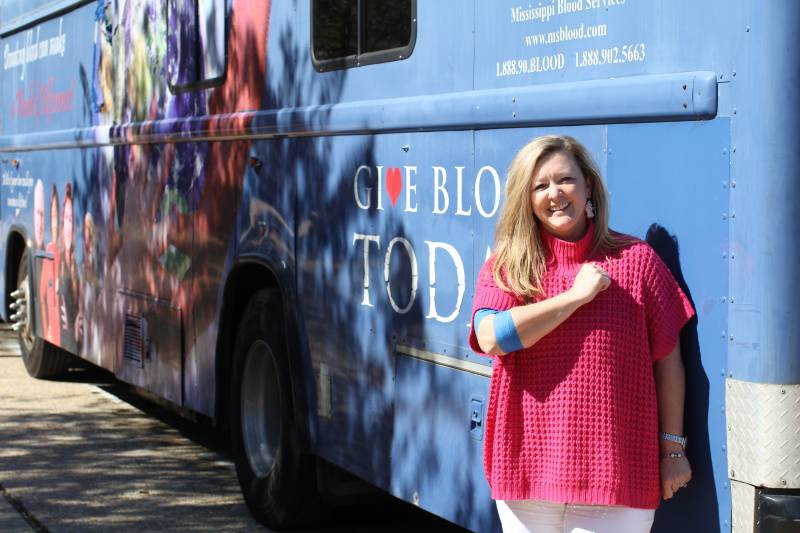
385, 167, 402, 207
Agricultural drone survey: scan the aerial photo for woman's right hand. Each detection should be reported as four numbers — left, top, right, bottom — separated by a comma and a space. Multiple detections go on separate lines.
569, 263, 611, 305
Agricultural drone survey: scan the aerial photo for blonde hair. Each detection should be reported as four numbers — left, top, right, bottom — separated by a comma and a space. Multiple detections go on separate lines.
492, 135, 630, 299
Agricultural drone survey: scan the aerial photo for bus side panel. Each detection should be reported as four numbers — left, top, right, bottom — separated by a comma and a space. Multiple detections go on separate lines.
291, 0, 479, 495
85, 0, 272, 415
728, 3, 800, 383
475, 0, 741, 91
296, 131, 417, 487
0, 5, 92, 325
607, 120, 730, 532
391, 359, 498, 532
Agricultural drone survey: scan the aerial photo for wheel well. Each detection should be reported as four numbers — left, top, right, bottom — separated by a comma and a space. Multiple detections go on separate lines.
5, 232, 26, 319
215, 261, 281, 431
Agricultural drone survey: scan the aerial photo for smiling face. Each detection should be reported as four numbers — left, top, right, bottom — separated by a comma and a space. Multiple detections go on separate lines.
50, 194, 59, 244
33, 181, 45, 248
62, 196, 73, 253
83, 213, 95, 270
530, 150, 591, 242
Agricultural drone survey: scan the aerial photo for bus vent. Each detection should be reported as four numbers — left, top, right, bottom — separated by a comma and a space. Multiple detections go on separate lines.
123, 313, 145, 367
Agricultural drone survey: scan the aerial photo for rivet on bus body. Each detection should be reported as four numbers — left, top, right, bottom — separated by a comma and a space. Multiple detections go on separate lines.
682, 84, 687, 91
732, 70, 737, 77
512, 112, 516, 118
731, 212, 736, 219
729, 335, 734, 341
730, 254, 735, 260
746, 25, 750, 32
722, 252, 727, 259
722, 213, 727, 220
731, 181, 736, 188
732, 147, 737, 153
730, 296, 735, 303
733, 108, 737, 115
722, 148, 728, 155
682, 102, 688, 109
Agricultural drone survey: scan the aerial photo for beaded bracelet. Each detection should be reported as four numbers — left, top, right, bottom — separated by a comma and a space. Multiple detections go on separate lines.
661, 451, 686, 459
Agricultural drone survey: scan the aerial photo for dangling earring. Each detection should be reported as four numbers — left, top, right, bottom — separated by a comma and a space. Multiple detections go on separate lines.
585, 199, 595, 219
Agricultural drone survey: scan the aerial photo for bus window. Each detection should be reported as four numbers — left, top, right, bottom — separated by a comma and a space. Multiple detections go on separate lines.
167, 0, 227, 92
312, 0, 416, 72
312, 0, 357, 62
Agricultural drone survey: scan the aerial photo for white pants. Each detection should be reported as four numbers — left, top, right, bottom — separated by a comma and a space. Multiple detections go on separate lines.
496, 499, 655, 533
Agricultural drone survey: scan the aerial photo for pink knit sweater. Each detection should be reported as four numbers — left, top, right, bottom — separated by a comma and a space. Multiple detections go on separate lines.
468, 226, 694, 509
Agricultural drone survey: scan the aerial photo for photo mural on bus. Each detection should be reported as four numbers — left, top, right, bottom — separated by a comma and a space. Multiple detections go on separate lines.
11, 0, 272, 375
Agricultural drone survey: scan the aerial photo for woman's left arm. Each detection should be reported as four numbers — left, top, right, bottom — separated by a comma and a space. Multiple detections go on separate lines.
654, 343, 692, 500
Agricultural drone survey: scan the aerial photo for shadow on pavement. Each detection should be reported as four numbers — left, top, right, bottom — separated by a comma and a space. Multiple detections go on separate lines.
0, 334, 468, 532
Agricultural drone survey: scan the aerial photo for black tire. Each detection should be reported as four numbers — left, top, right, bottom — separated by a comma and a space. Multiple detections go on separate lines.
16, 250, 71, 379
230, 289, 319, 530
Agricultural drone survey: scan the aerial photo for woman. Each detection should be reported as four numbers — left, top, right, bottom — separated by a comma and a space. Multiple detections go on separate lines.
469, 135, 693, 532
75, 212, 100, 362
33, 180, 45, 250
40, 185, 60, 345
59, 183, 78, 348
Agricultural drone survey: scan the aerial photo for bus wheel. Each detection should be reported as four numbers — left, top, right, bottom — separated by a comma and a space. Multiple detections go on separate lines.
230, 289, 319, 529
15, 250, 71, 379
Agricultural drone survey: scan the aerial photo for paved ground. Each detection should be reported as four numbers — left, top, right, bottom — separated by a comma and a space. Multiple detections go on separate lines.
0, 326, 467, 532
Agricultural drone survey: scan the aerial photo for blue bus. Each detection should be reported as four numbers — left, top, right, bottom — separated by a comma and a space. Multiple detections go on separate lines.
1, 0, 798, 531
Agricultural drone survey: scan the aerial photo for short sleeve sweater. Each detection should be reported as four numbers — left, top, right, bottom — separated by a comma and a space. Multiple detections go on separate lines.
468, 225, 694, 509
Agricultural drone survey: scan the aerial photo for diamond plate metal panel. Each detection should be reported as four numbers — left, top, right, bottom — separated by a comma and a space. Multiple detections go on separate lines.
727, 379, 800, 488
730, 480, 755, 533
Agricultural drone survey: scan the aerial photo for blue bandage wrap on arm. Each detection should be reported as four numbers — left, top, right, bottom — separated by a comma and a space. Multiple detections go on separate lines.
473, 308, 496, 329
473, 308, 524, 353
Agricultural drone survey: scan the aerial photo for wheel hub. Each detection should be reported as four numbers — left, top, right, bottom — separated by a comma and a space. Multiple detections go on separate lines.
11, 275, 32, 351
240, 340, 282, 477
